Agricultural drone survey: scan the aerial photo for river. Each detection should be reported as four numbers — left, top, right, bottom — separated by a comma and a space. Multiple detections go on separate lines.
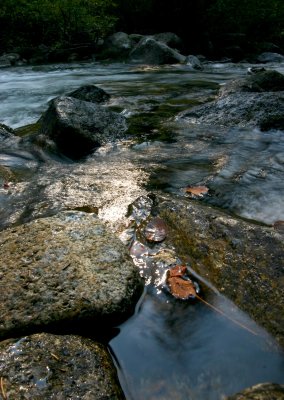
1, 61, 284, 399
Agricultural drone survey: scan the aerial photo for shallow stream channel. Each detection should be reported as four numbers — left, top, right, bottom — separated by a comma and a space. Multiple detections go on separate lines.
1, 60, 284, 399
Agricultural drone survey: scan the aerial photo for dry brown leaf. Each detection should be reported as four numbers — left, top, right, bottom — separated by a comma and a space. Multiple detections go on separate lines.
184, 185, 209, 197
167, 265, 187, 278
167, 276, 197, 300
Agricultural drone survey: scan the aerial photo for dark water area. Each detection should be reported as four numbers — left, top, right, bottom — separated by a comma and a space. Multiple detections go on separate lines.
1, 61, 284, 399
111, 290, 284, 400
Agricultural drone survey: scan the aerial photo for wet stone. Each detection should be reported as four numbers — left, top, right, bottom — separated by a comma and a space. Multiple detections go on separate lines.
226, 382, 284, 400
157, 193, 284, 347
0, 211, 143, 340
0, 333, 125, 399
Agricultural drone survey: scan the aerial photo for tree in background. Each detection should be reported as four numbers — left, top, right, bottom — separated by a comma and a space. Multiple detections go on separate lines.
0, 0, 283, 56
0, 0, 117, 51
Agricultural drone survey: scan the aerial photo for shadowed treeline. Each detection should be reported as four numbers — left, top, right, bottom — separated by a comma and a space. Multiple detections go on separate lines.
0, 0, 283, 58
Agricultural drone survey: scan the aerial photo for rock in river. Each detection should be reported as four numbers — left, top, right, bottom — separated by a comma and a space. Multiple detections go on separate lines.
226, 383, 284, 400
157, 194, 284, 347
67, 84, 110, 104
0, 333, 125, 399
179, 70, 284, 131
0, 211, 143, 340
129, 37, 186, 65
38, 96, 127, 159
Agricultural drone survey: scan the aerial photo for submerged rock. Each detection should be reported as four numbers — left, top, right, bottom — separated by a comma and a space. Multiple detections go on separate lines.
38, 96, 127, 159
157, 194, 284, 346
129, 37, 186, 65
179, 70, 284, 130
67, 84, 110, 104
0, 211, 143, 339
226, 383, 284, 399
0, 333, 125, 399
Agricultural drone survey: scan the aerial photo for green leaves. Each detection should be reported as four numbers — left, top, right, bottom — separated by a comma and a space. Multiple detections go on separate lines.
0, 0, 117, 49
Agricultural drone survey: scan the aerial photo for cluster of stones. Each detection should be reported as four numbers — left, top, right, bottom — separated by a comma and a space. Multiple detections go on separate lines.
0, 86, 144, 398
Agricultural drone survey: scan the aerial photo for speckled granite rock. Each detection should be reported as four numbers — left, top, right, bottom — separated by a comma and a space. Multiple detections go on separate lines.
157, 194, 284, 347
38, 96, 127, 159
179, 70, 284, 131
0, 211, 143, 339
226, 383, 284, 399
0, 333, 125, 399
67, 85, 110, 104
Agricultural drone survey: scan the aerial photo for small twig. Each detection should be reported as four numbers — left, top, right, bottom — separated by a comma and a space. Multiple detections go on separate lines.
195, 294, 258, 336
0, 377, 7, 400
50, 352, 60, 361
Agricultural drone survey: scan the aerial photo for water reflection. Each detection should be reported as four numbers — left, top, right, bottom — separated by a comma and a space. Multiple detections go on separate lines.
111, 290, 284, 400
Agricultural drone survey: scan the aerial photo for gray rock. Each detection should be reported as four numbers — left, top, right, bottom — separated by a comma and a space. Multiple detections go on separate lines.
0, 211, 143, 340
257, 52, 284, 63
0, 333, 125, 399
100, 32, 134, 59
226, 383, 284, 399
0, 53, 20, 67
179, 71, 284, 131
128, 33, 144, 44
157, 194, 284, 347
38, 96, 127, 159
67, 85, 110, 104
129, 37, 186, 65
185, 55, 203, 70
180, 92, 284, 130
153, 32, 182, 49
0, 124, 18, 147
219, 70, 284, 96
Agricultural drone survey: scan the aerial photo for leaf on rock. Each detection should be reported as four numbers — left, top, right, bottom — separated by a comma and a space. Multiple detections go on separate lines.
167, 264, 187, 278
167, 276, 197, 300
184, 185, 209, 197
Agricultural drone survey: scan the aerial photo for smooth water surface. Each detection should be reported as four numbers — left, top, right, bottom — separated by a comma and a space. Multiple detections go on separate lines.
1, 61, 284, 399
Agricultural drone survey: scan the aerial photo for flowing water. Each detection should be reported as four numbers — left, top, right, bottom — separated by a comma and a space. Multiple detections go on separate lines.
1, 61, 284, 399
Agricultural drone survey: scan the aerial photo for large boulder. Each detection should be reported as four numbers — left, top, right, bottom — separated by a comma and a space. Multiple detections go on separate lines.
153, 32, 182, 49
67, 84, 110, 104
226, 383, 284, 400
38, 96, 127, 159
256, 52, 284, 63
219, 70, 284, 97
129, 37, 186, 65
0, 211, 143, 340
179, 70, 284, 130
157, 194, 284, 347
99, 32, 134, 60
0, 53, 20, 67
0, 333, 125, 399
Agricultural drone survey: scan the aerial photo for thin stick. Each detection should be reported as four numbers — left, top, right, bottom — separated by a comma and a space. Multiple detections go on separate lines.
195, 294, 258, 336
0, 377, 7, 400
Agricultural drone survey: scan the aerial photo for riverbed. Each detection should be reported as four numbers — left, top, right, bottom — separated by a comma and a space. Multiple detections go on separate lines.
1, 61, 284, 399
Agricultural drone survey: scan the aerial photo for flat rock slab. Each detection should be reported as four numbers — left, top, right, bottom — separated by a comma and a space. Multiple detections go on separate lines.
179, 70, 284, 131
0, 211, 143, 339
0, 333, 125, 399
157, 194, 284, 346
